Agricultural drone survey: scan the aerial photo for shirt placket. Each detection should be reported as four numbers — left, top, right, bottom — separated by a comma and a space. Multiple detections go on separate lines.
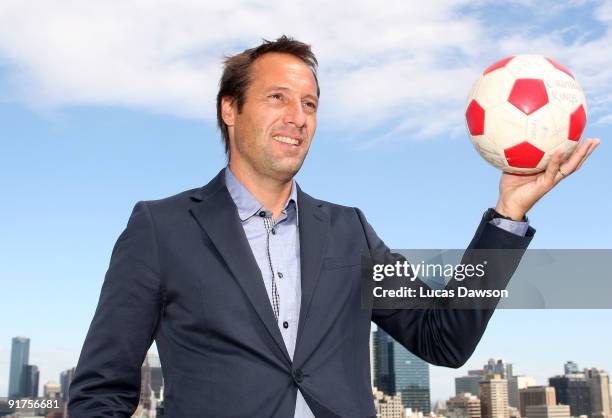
261, 214, 281, 321
276, 213, 302, 356
263, 210, 300, 352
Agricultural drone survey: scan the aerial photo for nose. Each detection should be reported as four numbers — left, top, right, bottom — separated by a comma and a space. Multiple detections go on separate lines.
282, 98, 307, 128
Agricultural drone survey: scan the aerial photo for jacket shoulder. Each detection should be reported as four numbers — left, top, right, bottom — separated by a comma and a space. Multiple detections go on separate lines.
141, 187, 200, 210
141, 168, 226, 212
300, 190, 363, 222
151, 187, 201, 203
125, 187, 205, 227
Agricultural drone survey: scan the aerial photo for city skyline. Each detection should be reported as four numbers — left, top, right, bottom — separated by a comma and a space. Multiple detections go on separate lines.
3, 350, 609, 417
3, 333, 611, 410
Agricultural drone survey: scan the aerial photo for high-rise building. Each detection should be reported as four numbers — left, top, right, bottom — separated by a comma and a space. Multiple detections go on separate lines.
373, 388, 405, 418
456, 370, 485, 397
483, 358, 514, 412
60, 367, 75, 402
140, 352, 164, 412
585, 368, 611, 418
484, 359, 513, 380
508, 375, 536, 409
447, 392, 481, 418
524, 405, 570, 418
373, 328, 431, 414
480, 374, 509, 418
21, 364, 39, 398
44, 381, 61, 400
8, 337, 30, 398
564, 361, 579, 375
518, 386, 556, 418
549, 374, 591, 417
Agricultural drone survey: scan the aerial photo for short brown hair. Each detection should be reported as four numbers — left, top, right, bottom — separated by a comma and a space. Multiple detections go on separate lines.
216, 35, 320, 156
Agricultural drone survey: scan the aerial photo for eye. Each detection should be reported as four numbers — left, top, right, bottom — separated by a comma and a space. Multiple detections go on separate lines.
304, 101, 318, 110
269, 93, 283, 100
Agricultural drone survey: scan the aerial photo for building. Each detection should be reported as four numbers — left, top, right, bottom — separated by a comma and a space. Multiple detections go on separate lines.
585, 368, 611, 418
508, 375, 536, 409
518, 386, 556, 418
148, 356, 164, 400
139, 352, 164, 413
484, 359, 513, 380
524, 405, 570, 418
0, 398, 14, 416
433, 399, 447, 416
373, 328, 431, 414
21, 364, 39, 398
480, 374, 509, 418
44, 381, 61, 400
8, 337, 30, 398
456, 370, 485, 397
549, 374, 591, 417
447, 392, 481, 418
564, 361, 579, 375
156, 400, 165, 418
373, 388, 405, 418
483, 358, 514, 412
60, 367, 75, 402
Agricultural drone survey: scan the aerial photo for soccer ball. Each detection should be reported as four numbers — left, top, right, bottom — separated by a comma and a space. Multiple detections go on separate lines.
465, 55, 587, 174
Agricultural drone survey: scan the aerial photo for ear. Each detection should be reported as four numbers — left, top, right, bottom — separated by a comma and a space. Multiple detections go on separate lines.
221, 96, 236, 127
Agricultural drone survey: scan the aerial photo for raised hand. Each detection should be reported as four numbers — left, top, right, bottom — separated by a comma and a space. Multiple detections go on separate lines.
495, 138, 601, 220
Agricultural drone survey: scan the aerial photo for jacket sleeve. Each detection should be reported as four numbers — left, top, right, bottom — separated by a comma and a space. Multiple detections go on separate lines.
68, 201, 163, 417
359, 207, 535, 368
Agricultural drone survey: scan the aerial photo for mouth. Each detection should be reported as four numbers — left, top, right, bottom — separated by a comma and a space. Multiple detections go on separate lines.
272, 135, 302, 146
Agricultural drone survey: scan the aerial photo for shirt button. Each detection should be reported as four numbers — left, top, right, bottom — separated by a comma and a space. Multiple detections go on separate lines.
271, 228, 276, 235
283, 321, 289, 329
258, 211, 266, 217
277, 272, 283, 278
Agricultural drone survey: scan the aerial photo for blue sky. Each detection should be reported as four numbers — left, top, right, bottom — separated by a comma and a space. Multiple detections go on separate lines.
1, 0, 611, 404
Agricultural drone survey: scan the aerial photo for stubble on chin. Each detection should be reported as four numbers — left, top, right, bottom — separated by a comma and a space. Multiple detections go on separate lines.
265, 157, 302, 182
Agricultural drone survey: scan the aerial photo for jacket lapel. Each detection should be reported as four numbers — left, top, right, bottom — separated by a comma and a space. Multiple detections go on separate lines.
188, 169, 291, 364
295, 186, 330, 349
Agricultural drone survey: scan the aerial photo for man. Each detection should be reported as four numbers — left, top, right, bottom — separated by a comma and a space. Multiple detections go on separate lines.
68, 36, 600, 417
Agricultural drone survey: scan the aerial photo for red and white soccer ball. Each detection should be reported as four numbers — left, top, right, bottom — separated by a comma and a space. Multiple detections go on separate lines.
465, 55, 587, 174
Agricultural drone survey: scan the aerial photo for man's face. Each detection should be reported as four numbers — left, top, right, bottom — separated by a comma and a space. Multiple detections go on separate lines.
223, 52, 318, 182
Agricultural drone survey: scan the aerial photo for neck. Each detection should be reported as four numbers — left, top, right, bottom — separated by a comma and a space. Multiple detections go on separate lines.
228, 161, 293, 220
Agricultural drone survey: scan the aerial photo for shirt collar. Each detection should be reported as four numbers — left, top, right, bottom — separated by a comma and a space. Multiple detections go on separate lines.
224, 166, 299, 225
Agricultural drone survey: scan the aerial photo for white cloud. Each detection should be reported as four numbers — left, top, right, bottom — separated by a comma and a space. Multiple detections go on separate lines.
598, 0, 612, 21
0, 0, 610, 140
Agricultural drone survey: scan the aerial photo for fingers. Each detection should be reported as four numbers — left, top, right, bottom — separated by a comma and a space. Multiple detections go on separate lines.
545, 148, 564, 185
558, 138, 597, 180
576, 138, 600, 171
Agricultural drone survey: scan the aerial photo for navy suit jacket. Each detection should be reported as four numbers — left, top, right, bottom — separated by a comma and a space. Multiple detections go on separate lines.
68, 169, 535, 417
